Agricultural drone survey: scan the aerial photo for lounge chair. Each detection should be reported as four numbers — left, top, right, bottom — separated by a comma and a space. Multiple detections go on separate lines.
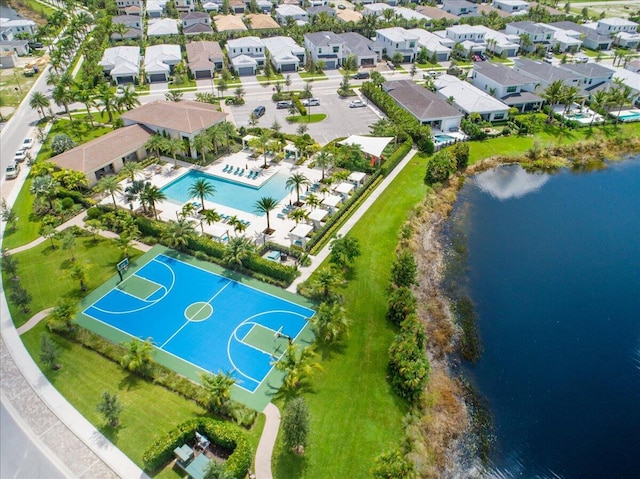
277, 213, 285, 219
238, 169, 245, 177
223, 164, 230, 172
234, 167, 240, 175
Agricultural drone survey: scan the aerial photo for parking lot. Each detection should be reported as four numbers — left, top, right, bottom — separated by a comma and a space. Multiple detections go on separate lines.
229, 90, 384, 145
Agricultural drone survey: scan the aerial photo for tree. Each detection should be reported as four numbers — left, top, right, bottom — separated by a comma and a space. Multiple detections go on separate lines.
329, 235, 361, 269
117, 85, 140, 111
201, 208, 221, 234
192, 132, 213, 164
387, 287, 417, 326
314, 150, 333, 181
51, 134, 77, 155
40, 333, 61, 370
542, 79, 566, 122
61, 230, 77, 261
1, 249, 18, 280
97, 391, 123, 427
121, 161, 143, 182
254, 196, 279, 233
288, 208, 309, 225
29, 91, 50, 118
52, 83, 74, 120
218, 121, 236, 153
162, 137, 185, 169
309, 267, 345, 302
68, 263, 89, 291
120, 338, 155, 376
451, 142, 470, 171
312, 301, 350, 342
248, 111, 259, 128
275, 343, 321, 391
30, 174, 59, 209
10, 283, 32, 313
1, 200, 17, 232
96, 82, 121, 123
233, 86, 245, 104
286, 173, 311, 205
424, 150, 455, 185
204, 462, 233, 479
589, 90, 609, 127
188, 178, 216, 211
201, 371, 235, 414
251, 132, 272, 168
390, 250, 417, 288
40, 224, 58, 249
371, 448, 415, 479
140, 184, 166, 220
223, 236, 256, 267
610, 78, 633, 125
282, 397, 309, 454
145, 134, 165, 159
162, 218, 197, 251
96, 175, 123, 210
165, 90, 183, 102
409, 63, 417, 79
227, 216, 247, 236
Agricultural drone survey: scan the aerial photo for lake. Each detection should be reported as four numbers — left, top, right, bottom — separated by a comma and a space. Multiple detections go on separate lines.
451, 158, 640, 478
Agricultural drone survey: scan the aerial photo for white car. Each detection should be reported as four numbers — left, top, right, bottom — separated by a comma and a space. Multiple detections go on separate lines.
302, 98, 320, 106
349, 99, 366, 108
14, 148, 27, 162
21, 138, 34, 149
5, 163, 19, 180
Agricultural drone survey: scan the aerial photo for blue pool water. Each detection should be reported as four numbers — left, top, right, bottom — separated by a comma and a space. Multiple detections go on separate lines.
161, 170, 289, 215
452, 160, 640, 478
619, 111, 640, 122
434, 134, 455, 143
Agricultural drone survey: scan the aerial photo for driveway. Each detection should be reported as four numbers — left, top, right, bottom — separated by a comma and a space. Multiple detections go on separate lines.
230, 91, 383, 145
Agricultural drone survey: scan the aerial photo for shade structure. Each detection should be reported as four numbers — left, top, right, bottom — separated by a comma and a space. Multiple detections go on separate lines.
348, 171, 366, 184
308, 208, 328, 222
335, 182, 355, 196
339, 135, 393, 158
289, 223, 313, 247
206, 224, 229, 242
242, 134, 257, 149
322, 194, 342, 208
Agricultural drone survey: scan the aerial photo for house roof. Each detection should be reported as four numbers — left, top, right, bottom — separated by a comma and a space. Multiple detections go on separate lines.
474, 62, 535, 86
305, 31, 342, 47
307, 6, 334, 16
99, 46, 140, 74
227, 36, 265, 49
51, 125, 152, 174
183, 23, 214, 34
407, 28, 451, 54
477, 4, 511, 17
514, 58, 582, 84
112, 15, 140, 25
181, 11, 209, 20
376, 27, 418, 43
336, 9, 362, 23
415, 5, 458, 21
507, 20, 553, 35
262, 36, 304, 63
120, 100, 228, 134
501, 90, 543, 105
213, 14, 247, 32
339, 135, 393, 157
186, 40, 224, 70
550, 21, 611, 44
383, 80, 462, 121
231, 54, 258, 67
559, 62, 614, 79
123, 5, 141, 14
434, 74, 509, 114
337, 32, 380, 58
147, 18, 179, 36
393, 7, 430, 22
246, 13, 280, 30
276, 5, 306, 16
144, 44, 181, 68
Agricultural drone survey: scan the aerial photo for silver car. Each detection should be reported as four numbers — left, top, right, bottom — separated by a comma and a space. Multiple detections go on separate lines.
5, 163, 19, 180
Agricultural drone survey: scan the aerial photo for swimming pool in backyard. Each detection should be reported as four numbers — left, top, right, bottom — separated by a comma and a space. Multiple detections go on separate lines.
619, 111, 640, 122
161, 170, 289, 215
434, 134, 455, 143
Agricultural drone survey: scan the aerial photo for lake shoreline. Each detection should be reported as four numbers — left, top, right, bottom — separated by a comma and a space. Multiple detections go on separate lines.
412, 135, 640, 478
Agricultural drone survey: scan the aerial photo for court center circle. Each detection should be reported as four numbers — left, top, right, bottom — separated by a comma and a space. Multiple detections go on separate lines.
185, 302, 213, 322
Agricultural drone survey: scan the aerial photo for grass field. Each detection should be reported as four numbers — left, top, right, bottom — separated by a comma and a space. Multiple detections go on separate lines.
286, 113, 327, 123
298, 71, 327, 80
273, 151, 430, 478
2, 235, 140, 328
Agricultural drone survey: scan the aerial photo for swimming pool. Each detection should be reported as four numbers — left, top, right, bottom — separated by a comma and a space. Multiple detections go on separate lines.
434, 134, 455, 143
161, 170, 289, 215
619, 111, 640, 122
568, 112, 590, 120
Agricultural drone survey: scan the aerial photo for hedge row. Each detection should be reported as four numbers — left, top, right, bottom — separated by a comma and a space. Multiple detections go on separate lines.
55, 188, 96, 209
381, 139, 413, 176
292, 94, 307, 116
142, 418, 252, 477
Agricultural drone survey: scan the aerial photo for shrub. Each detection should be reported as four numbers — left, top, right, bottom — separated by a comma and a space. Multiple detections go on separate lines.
388, 330, 430, 402
381, 139, 412, 176
51, 134, 77, 156
371, 448, 415, 479
424, 150, 456, 185
386, 287, 417, 326
60, 197, 74, 210
291, 94, 307, 116
282, 397, 309, 452
142, 418, 252, 477
86, 206, 104, 220
390, 249, 417, 288
451, 142, 470, 171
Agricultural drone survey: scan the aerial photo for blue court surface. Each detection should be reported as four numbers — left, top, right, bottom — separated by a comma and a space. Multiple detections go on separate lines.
83, 253, 315, 393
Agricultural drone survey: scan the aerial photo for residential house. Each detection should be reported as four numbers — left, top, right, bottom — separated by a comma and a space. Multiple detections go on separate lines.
477, 4, 511, 18
146, 0, 167, 18
174, 0, 195, 13
492, 0, 529, 14
262, 36, 305, 73
626, 59, 640, 74
121, 100, 228, 159
393, 7, 431, 23
337, 32, 382, 67
471, 62, 543, 112
407, 28, 451, 62
307, 0, 328, 6
181, 12, 214, 36
0, 39, 29, 56
445, 25, 487, 54
115, 0, 141, 13
229, 0, 246, 14
0, 49, 19, 67
363, 3, 392, 17
415, 5, 458, 22
123, 4, 140, 15
147, 18, 179, 37
513, 58, 583, 91
50, 125, 152, 187
186, 40, 224, 78
613, 31, 640, 49
307, 5, 335, 17
304, 31, 344, 69
99, 46, 140, 84
213, 15, 248, 33
336, 9, 363, 24
611, 67, 640, 105
596, 17, 638, 36
256, 0, 274, 13
549, 21, 613, 51
144, 44, 182, 82
246, 13, 280, 31
434, 74, 510, 121
375, 27, 419, 63
558, 62, 615, 99
383, 80, 463, 131
545, 23, 582, 53
474, 25, 520, 57
442, 0, 478, 17
0, 17, 37, 41
275, 5, 308, 25
505, 21, 554, 52
202, 2, 219, 13
227, 36, 266, 75
111, 15, 142, 41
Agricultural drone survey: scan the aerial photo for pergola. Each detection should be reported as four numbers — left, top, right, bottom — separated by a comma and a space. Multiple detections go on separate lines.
348, 171, 366, 187
322, 194, 342, 212
289, 223, 313, 248
284, 143, 299, 160
242, 134, 257, 149
308, 208, 328, 229
334, 181, 355, 197
339, 135, 393, 158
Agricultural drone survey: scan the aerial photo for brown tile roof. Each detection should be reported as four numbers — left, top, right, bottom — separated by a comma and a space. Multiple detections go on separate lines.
213, 14, 247, 32
120, 100, 228, 134
186, 40, 224, 69
336, 9, 362, 23
246, 13, 280, 30
383, 80, 462, 121
415, 6, 458, 21
476, 5, 511, 18
50, 125, 152, 174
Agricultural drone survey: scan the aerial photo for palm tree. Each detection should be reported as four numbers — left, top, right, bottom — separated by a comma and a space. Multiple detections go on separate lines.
145, 134, 165, 160
218, 121, 236, 153
29, 91, 50, 119
588, 90, 609, 127
120, 338, 155, 377
200, 208, 221, 234
254, 196, 279, 233
208, 124, 226, 155
68, 262, 89, 292
165, 91, 183, 102
286, 173, 311, 206
117, 85, 140, 111
125, 179, 147, 212
314, 150, 333, 181
275, 343, 322, 391
140, 184, 166, 219
187, 178, 216, 211
30, 174, 59, 209
96, 176, 123, 209
305, 193, 321, 210
201, 371, 235, 413
121, 161, 143, 182
610, 78, 633, 125
312, 301, 350, 342
310, 267, 345, 302
161, 218, 197, 251
223, 236, 256, 267
52, 83, 74, 120
227, 216, 247, 236
73, 85, 97, 126
542, 80, 566, 122
561, 85, 582, 117
96, 82, 121, 123
248, 131, 271, 168
161, 137, 185, 168
288, 208, 309, 225
192, 132, 213, 164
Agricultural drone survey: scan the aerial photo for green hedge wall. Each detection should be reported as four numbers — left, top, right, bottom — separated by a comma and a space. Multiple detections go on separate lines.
142, 418, 252, 477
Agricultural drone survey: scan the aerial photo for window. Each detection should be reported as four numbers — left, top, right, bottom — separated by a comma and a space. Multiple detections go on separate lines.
333, 46, 339, 53
506, 86, 517, 93
494, 113, 505, 120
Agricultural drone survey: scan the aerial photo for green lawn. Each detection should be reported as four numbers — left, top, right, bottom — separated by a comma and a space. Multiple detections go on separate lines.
1, 175, 39, 250
3, 235, 140, 327
169, 78, 197, 91
273, 152, 430, 478
298, 71, 327, 80
257, 73, 285, 83
285, 113, 327, 123
16, 0, 57, 18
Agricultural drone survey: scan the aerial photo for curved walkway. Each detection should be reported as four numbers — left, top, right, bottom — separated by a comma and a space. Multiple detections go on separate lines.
254, 403, 281, 479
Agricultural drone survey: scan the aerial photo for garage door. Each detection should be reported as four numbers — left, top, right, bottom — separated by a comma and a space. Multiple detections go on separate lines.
148, 73, 167, 82
116, 76, 134, 84
237, 67, 254, 76
281, 63, 296, 72
325, 60, 336, 69
361, 58, 374, 67
195, 70, 212, 79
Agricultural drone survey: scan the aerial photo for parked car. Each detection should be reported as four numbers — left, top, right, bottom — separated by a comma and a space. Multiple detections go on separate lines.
479, 52, 488, 61
21, 138, 34, 149
353, 71, 370, 80
116, 86, 126, 96
302, 98, 320, 106
574, 55, 588, 63
14, 148, 27, 162
338, 4, 346, 9
472, 54, 483, 62
5, 163, 19, 180
386, 60, 396, 70
253, 105, 266, 117
349, 99, 366, 108
276, 100, 292, 109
